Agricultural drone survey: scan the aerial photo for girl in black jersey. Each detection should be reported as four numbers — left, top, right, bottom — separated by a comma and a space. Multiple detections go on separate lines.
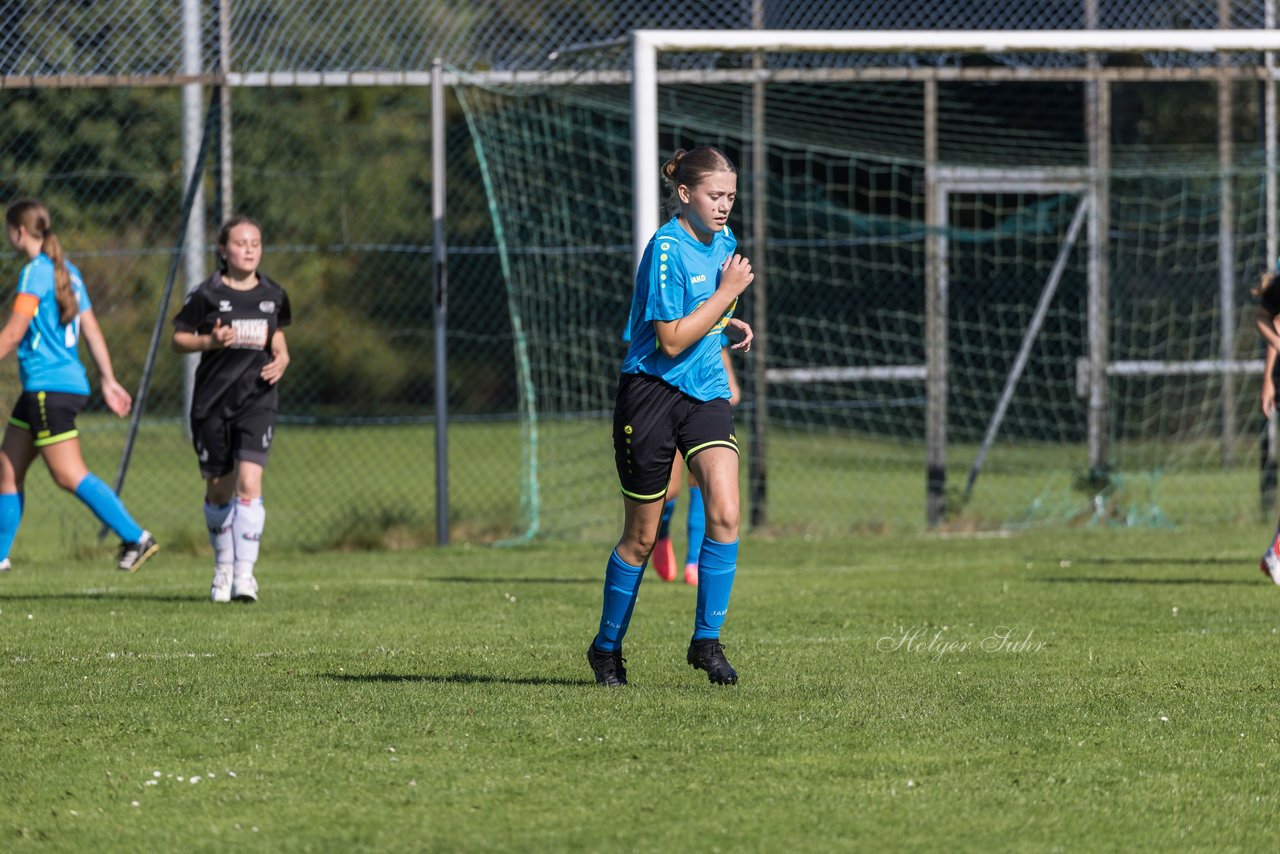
172, 217, 290, 603
1255, 266, 1280, 583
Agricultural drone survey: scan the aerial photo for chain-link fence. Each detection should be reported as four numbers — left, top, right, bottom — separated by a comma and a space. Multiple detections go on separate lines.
3, 2, 1280, 555
0, 83, 522, 553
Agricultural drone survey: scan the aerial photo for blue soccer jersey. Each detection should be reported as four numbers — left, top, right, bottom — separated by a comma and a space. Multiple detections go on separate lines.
620, 216, 737, 401
14, 254, 92, 395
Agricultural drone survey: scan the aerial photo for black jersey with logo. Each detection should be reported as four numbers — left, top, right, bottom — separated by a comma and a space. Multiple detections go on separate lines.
173, 273, 292, 420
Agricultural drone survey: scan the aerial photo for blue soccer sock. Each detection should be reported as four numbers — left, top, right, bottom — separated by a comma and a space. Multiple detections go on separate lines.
684, 486, 705, 566
657, 498, 676, 540
0, 492, 22, 560
594, 549, 645, 652
693, 537, 738, 640
74, 473, 143, 544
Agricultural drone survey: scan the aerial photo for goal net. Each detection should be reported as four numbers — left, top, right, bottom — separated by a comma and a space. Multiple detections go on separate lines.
456, 29, 1280, 539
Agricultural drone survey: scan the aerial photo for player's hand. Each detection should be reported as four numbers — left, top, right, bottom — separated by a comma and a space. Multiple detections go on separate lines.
1264, 380, 1276, 418
260, 350, 290, 385
726, 317, 753, 352
101, 378, 132, 417
209, 318, 235, 350
719, 254, 753, 297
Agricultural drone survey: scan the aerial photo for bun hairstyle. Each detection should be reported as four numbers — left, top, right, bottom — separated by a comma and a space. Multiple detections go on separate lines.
216, 215, 263, 274
5, 199, 78, 324
1255, 269, 1280, 316
660, 145, 736, 216
1252, 271, 1277, 300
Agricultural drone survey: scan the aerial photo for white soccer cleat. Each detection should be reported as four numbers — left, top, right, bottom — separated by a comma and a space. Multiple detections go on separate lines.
0, 557, 10, 573
210, 564, 233, 603
231, 571, 258, 603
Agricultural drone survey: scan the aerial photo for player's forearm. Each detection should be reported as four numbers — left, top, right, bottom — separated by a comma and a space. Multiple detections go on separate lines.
172, 330, 216, 353
79, 313, 119, 383
656, 292, 737, 357
86, 338, 118, 384
0, 311, 32, 361
0, 328, 22, 361
722, 350, 741, 405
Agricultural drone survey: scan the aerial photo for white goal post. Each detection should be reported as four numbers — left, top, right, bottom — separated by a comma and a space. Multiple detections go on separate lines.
630, 27, 1280, 526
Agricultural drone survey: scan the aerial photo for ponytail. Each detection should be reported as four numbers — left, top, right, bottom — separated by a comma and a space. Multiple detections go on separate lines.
43, 231, 77, 324
5, 199, 78, 324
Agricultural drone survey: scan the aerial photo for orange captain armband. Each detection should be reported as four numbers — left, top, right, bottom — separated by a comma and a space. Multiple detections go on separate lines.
12, 293, 39, 317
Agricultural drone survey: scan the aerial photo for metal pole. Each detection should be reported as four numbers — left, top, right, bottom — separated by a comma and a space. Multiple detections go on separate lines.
964, 199, 1089, 501
924, 79, 947, 527
181, 0, 206, 429
748, 0, 768, 528
632, 33, 659, 271
1267, 0, 1279, 511
1085, 0, 1111, 480
218, 0, 233, 221
107, 96, 219, 524
1220, 0, 1238, 465
432, 58, 450, 546
1269, 0, 1278, 274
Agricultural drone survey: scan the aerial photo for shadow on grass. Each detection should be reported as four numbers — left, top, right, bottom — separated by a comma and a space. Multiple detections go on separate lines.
1051, 557, 1250, 567
0, 592, 205, 602
1039, 576, 1257, 586
428, 576, 595, 585
323, 671, 584, 687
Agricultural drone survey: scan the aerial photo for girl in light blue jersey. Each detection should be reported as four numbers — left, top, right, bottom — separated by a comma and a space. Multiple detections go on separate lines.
588, 146, 754, 686
0, 200, 157, 574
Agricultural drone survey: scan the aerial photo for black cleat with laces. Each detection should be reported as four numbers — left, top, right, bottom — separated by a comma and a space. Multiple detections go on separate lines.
586, 642, 628, 686
117, 531, 159, 573
687, 638, 738, 685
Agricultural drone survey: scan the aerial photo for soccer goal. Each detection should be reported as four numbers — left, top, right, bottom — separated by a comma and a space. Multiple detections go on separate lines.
451, 24, 1280, 538
625, 27, 1280, 530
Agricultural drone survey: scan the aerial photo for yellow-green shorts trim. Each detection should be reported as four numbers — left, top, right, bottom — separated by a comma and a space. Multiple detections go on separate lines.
619, 485, 668, 502
33, 428, 79, 447
685, 439, 739, 462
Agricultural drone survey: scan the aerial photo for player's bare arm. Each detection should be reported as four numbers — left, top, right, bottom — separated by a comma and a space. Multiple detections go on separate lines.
654, 254, 752, 357
79, 309, 132, 417
0, 307, 32, 361
172, 317, 236, 353
260, 329, 290, 385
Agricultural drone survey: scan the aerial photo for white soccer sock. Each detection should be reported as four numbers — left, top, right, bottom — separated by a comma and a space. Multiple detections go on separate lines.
232, 496, 265, 577
204, 500, 235, 567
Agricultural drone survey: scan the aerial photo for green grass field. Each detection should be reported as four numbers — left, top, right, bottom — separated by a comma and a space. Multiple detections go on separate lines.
3, 528, 1280, 850
36, 414, 1274, 559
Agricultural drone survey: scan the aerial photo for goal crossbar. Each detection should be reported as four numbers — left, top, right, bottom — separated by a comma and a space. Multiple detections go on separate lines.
631, 29, 1280, 260
633, 29, 1280, 55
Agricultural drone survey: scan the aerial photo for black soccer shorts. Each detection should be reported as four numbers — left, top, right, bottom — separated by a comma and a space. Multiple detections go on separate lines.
191, 404, 277, 479
9, 391, 88, 447
612, 372, 737, 502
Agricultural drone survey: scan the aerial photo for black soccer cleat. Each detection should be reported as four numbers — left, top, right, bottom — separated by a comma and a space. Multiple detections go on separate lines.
687, 638, 738, 685
117, 531, 159, 573
586, 642, 628, 687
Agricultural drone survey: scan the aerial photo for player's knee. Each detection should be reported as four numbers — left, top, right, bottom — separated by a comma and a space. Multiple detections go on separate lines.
53, 470, 83, 492
704, 501, 740, 538
619, 531, 658, 565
